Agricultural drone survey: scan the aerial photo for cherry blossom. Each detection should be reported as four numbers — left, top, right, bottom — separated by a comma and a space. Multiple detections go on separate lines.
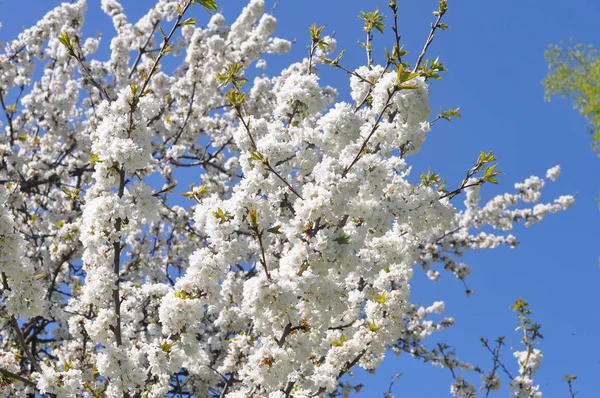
0, 1, 574, 397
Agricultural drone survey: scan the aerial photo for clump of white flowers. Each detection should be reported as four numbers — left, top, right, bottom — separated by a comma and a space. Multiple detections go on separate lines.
0, 0, 576, 397
545, 164, 561, 181
0, 187, 45, 318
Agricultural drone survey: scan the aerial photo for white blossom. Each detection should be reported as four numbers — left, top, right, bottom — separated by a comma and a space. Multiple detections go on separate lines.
0, 1, 574, 397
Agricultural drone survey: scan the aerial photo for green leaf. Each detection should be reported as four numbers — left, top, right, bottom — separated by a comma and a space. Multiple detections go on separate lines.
213, 208, 232, 224
248, 209, 259, 228
309, 23, 325, 43
58, 32, 71, 48
225, 88, 247, 108
161, 44, 173, 55
333, 49, 346, 64
367, 322, 381, 332
440, 107, 461, 121
332, 333, 346, 347
158, 26, 167, 40
510, 297, 529, 312
477, 150, 497, 165
89, 153, 101, 165
267, 225, 282, 234
196, 0, 218, 13
374, 291, 387, 304
249, 151, 266, 163
160, 340, 178, 353
333, 234, 350, 245
420, 170, 442, 187
484, 164, 497, 176
181, 17, 197, 26
359, 8, 386, 34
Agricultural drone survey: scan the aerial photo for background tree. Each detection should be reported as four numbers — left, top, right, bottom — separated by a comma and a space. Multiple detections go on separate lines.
544, 41, 600, 155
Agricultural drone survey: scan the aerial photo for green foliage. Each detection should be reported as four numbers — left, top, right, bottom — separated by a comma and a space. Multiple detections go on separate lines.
333, 234, 350, 245
160, 340, 178, 353
433, 106, 461, 124
212, 208, 233, 224
373, 291, 387, 304
543, 41, 600, 155
420, 169, 442, 187
359, 8, 386, 34
180, 17, 197, 27
433, 0, 448, 17
193, 0, 218, 14
511, 298, 543, 344
419, 57, 447, 81
331, 333, 346, 347
319, 49, 346, 66
564, 373, 579, 397
217, 62, 248, 88
174, 290, 204, 300
309, 23, 325, 46
58, 32, 75, 57
249, 150, 267, 164
181, 183, 208, 200
225, 88, 247, 108
267, 225, 282, 234
395, 63, 421, 88
248, 209, 259, 229
476, 150, 502, 184
308, 23, 329, 61
367, 322, 380, 332
57, 32, 72, 49
482, 164, 500, 184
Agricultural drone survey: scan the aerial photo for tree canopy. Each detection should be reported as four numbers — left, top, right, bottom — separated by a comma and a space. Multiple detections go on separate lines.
0, 0, 578, 397
544, 41, 600, 155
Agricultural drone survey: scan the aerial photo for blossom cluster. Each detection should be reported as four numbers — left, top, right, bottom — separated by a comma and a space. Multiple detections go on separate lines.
0, 0, 573, 397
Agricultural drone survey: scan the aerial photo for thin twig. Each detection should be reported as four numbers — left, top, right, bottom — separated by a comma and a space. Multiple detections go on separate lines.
343, 89, 397, 177
129, 21, 160, 79
10, 316, 42, 373
311, 349, 367, 397
413, 5, 447, 73
0, 367, 37, 387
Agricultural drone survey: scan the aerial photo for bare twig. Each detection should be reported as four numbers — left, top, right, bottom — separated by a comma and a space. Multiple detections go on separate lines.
0, 367, 37, 387
413, 3, 448, 73
343, 88, 397, 177
10, 316, 42, 373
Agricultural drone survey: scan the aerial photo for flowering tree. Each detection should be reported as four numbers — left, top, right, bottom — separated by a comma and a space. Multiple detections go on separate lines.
0, 0, 575, 397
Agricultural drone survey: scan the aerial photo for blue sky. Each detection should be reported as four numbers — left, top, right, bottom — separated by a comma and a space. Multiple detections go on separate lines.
1, 0, 599, 396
